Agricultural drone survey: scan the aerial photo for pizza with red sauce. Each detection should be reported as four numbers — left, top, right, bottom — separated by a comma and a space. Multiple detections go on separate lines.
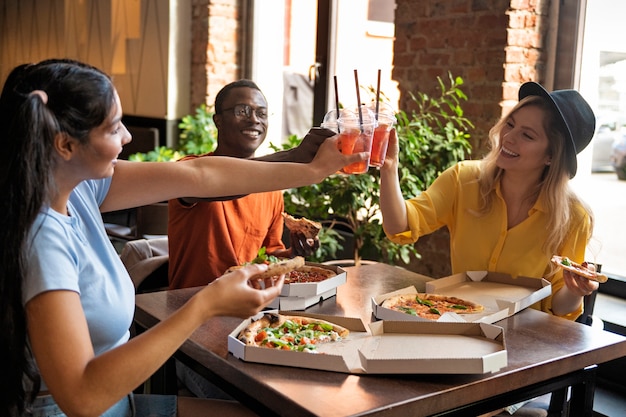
238, 312, 349, 352
381, 293, 484, 320
285, 265, 337, 284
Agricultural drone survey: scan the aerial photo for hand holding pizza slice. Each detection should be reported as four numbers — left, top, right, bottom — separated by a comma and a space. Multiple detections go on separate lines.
283, 213, 322, 257
226, 247, 338, 287
551, 255, 608, 283
225, 248, 306, 289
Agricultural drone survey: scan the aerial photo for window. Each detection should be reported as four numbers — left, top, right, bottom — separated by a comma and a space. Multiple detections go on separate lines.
367, 0, 395, 38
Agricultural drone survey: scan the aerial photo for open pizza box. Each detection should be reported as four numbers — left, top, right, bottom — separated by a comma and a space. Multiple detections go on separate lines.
372, 271, 551, 324
228, 311, 507, 375
267, 288, 337, 310
279, 262, 347, 297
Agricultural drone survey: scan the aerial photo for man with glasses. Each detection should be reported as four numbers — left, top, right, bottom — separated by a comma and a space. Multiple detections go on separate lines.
168, 79, 324, 290
166, 79, 331, 399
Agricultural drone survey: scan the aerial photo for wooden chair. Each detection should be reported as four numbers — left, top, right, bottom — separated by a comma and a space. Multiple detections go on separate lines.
105, 202, 169, 243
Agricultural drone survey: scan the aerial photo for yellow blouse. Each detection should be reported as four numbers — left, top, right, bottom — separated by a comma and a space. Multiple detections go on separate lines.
387, 161, 591, 320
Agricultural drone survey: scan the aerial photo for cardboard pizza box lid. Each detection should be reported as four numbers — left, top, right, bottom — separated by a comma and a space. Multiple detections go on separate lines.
266, 287, 337, 311
227, 312, 507, 375
358, 321, 507, 374
372, 271, 551, 324
279, 263, 347, 297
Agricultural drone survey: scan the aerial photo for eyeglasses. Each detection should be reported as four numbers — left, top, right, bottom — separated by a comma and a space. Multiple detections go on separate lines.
221, 104, 268, 120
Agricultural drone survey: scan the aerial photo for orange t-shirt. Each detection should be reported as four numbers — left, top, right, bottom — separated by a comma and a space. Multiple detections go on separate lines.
167, 156, 286, 289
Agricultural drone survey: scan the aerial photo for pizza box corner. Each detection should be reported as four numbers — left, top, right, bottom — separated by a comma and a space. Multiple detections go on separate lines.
372, 271, 551, 324
280, 262, 347, 297
267, 288, 336, 310
227, 312, 507, 375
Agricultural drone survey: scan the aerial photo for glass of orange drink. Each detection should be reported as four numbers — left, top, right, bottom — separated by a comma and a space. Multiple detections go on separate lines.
336, 107, 377, 174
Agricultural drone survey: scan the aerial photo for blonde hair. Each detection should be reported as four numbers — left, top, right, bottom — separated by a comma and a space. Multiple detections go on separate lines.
475, 96, 593, 255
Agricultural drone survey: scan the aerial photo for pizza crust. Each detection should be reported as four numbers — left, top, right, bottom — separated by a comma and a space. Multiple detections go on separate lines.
551, 255, 608, 283
226, 256, 306, 279
283, 213, 322, 239
254, 256, 306, 279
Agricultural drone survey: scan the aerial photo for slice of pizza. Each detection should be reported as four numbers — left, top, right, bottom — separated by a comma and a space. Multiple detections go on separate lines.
238, 312, 349, 352
282, 213, 322, 240
551, 255, 608, 283
225, 247, 305, 279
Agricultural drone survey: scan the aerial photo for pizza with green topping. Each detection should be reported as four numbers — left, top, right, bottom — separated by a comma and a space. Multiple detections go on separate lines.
551, 255, 608, 283
238, 313, 349, 352
381, 293, 484, 320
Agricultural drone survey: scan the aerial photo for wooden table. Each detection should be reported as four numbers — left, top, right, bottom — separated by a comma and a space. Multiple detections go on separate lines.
134, 263, 626, 417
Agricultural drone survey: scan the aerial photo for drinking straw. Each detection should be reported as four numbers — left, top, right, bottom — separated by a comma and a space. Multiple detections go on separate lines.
333, 75, 341, 132
354, 69, 363, 131
375, 69, 381, 121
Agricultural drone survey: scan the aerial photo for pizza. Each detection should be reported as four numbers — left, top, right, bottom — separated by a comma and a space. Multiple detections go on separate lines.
285, 265, 337, 284
238, 312, 349, 352
226, 255, 305, 280
253, 256, 305, 279
283, 213, 322, 239
551, 255, 608, 283
381, 293, 484, 320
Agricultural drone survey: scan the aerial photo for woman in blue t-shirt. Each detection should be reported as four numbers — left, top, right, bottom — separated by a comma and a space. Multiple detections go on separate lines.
0, 59, 367, 417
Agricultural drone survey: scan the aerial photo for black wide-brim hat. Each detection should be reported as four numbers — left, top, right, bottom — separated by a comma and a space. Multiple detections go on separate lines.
518, 81, 596, 178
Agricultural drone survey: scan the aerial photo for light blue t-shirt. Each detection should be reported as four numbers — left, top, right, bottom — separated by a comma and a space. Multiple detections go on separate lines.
24, 178, 135, 358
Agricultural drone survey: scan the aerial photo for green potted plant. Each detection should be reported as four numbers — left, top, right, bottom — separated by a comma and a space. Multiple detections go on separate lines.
129, 103, 217, 162
272, 73, 474, 266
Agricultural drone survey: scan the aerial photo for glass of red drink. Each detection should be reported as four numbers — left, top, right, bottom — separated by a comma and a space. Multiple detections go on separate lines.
369, 113, 396, 168
336, 107, 377, 174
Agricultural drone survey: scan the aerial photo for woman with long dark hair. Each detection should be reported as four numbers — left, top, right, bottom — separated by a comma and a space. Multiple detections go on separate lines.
0, 59, 366, 417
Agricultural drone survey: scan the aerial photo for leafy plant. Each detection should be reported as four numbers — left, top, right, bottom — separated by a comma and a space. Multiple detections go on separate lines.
129, 104, 218, 161
128, 146, 184, 162
177, 104, 218, 155
272, 73, 474, 265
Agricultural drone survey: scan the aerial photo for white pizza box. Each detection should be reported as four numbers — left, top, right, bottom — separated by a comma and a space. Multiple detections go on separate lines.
279, 263, 346, 297
372, 271, 551, 324
228, 312, 507, 375
266, 288, 337, 310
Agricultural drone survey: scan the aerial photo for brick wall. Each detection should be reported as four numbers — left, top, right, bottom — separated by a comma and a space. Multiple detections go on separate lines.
393, 0, 552, 276
190, 0, 241, 110
190, 0, 210, 110
502, 0, 550, 114
393, 0, 510, 154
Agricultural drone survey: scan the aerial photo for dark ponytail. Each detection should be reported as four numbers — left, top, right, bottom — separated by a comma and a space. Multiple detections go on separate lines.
0, 59, 115, 416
